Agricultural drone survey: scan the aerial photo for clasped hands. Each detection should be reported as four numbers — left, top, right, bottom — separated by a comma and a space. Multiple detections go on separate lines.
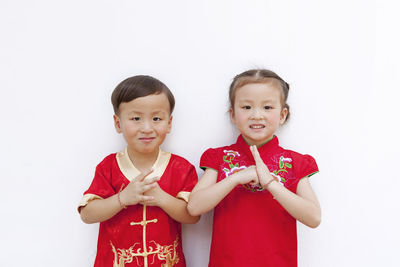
234, 145, 277, 190
118, 169, 165, 207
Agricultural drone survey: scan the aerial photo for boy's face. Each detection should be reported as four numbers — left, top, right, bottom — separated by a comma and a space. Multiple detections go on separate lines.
113, 93, 172, 156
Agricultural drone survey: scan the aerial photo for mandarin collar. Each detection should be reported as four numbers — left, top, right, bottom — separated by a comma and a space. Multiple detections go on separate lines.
236, 135, 279, 160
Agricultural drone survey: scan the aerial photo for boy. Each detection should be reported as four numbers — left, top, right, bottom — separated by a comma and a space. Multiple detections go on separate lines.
78, 75, 199, 267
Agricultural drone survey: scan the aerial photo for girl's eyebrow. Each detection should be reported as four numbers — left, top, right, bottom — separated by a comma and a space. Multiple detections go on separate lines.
237, 98, 276, 104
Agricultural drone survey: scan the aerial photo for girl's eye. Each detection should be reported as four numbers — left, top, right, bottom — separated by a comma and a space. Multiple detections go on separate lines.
264, 106, 272, 110
153, 117, 161, 122
132, 117, 140, 121
242, 105, 251, 110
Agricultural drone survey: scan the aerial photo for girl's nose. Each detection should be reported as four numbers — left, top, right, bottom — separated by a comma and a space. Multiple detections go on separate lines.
250, 108, 264, 120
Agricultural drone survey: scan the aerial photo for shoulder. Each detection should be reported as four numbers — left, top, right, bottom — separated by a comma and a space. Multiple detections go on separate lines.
166, 153, 198, 181
167, 153, 197, 176
284, 149, 317, 165
95, 153, 118, 170
98, 153, 117, 164
199, 143, 239, 171
200, 146, 227, 163
283, 149, 318, 178
201, 143, 237, 158
169, 153, 195, 168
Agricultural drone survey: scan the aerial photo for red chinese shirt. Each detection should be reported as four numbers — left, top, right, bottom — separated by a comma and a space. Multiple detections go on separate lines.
200, 135, 318, 267
79, 148, 197, 267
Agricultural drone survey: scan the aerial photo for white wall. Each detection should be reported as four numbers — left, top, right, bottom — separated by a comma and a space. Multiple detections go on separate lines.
1, 0, 399, 266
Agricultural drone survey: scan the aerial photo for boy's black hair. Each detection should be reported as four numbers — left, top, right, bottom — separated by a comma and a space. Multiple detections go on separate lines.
111, 75, 175, 115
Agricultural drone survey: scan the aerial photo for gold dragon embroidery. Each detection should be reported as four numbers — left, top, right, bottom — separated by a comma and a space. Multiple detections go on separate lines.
110, 205, 180, 267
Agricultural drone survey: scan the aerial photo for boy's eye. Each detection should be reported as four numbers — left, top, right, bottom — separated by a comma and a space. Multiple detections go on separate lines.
132, 117, 140, 121
264, 106, 272, 110
242, 105, 251, 110
153, 117, 162, 122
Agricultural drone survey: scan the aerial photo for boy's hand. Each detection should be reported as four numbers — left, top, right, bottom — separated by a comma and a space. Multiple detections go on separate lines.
140, 182, 166, 207
232, 165, 259, 185
250, 145, 275, 189
119, 169, 160, 206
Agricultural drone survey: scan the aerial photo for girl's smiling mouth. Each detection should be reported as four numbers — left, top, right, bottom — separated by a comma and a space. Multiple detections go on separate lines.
249, 124, 265, 129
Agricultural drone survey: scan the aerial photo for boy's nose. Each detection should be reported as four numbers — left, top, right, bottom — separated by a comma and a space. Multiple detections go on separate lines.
141, 120, 153, 133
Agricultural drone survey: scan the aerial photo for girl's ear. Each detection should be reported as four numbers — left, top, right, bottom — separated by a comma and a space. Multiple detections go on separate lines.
229, 108, 236, 124
113, 114, 122, 133
279, 108, 288, 125
167, 115, 173, 134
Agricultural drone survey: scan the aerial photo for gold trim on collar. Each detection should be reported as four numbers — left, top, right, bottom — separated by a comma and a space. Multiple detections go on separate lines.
116, 147, 171, 182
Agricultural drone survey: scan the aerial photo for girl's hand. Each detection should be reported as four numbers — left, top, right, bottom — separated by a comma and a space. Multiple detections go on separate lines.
232, 165, 259, 185
119, 169, 160, 206
250, 145, 275, 190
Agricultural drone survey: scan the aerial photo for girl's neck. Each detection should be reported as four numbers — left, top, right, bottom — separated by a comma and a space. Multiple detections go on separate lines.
127, 148, 159, 172
242, 135, 275, 148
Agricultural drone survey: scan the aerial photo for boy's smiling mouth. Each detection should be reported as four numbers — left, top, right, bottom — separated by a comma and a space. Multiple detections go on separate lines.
139, 137, 156, 143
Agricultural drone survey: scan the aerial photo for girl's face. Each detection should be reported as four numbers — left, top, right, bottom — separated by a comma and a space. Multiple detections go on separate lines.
230, 82, 288, 147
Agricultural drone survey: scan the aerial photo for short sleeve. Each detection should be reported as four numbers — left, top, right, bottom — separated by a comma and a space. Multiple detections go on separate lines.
78, 162, 116, 212
176, 163, 198, 203
199, 148, 220, 172
297, 154, 319, 179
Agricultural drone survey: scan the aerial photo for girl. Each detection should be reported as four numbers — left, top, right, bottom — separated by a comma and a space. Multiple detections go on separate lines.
187, 69, 321, 267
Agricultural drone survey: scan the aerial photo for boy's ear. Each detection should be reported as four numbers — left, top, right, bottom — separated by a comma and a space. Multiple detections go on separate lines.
167, 115, 173, 133
113, 114, 122, 133
279, 108, 288, 125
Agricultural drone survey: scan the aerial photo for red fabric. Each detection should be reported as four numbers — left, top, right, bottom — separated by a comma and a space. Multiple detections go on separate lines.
83, 153, 197, 267
200, 135, 318, 267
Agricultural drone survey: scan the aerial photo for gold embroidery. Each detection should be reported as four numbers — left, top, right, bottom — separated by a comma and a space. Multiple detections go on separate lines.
110, 241, 142, 267
153, 238, 179, 267
111, 205, 180, 267
112, 148, 178, 266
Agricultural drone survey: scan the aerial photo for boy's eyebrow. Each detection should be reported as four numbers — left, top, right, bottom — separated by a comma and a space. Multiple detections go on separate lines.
127, 110, 143, 115
151, 110, 168, 115
126, 110, 168, 115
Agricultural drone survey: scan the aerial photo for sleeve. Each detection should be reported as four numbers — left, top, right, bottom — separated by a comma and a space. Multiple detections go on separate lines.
297, 154, 319, 180
78, 162, 116, 212
199, 148, 219, 172
176, 164, 198, 203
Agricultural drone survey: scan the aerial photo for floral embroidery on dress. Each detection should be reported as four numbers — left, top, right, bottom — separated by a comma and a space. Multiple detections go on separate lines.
222, 150, 247, 177
221, 150, 261, 192
269, 156, 292, 185
220, 150, 295, 192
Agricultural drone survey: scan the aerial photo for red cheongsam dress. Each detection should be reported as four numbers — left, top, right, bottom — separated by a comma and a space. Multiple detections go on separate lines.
200, 135, 318, 267
78, 148, 198, 267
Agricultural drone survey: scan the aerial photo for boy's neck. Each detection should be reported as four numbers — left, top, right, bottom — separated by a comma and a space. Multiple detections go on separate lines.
126, 147, 160, 172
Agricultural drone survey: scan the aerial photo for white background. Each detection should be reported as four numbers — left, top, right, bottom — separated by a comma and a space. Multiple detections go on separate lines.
1, 0, 399, 266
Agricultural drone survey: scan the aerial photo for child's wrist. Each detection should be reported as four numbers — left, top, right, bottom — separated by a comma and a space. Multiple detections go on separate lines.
231, 173, 242, 186
117, 185, 128, 209
262, 178, 276, 191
